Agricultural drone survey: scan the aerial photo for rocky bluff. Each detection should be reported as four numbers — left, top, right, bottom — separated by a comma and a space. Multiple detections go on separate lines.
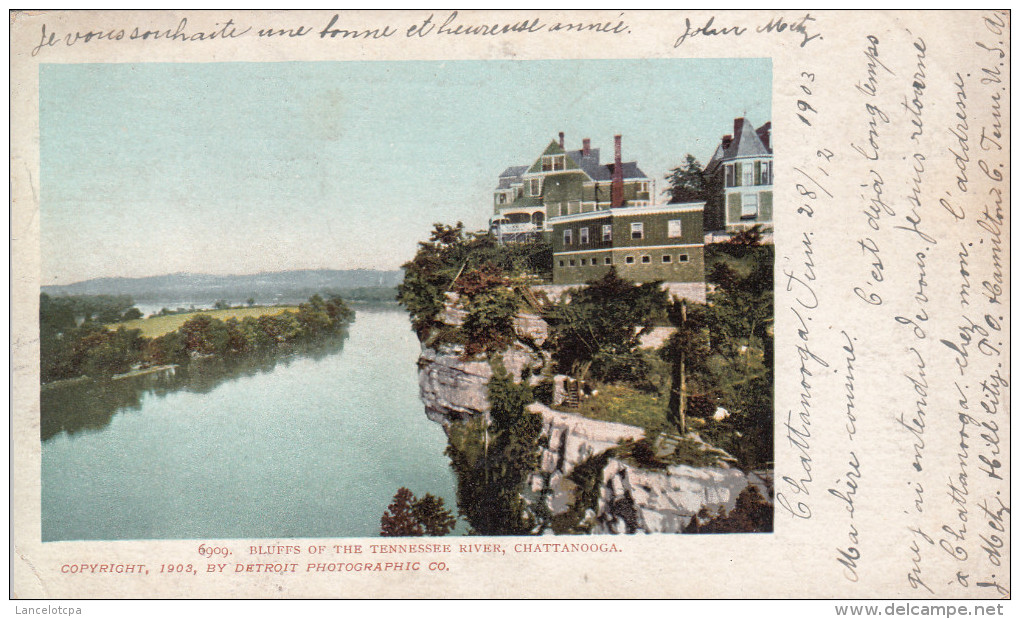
416, 301, 773, 534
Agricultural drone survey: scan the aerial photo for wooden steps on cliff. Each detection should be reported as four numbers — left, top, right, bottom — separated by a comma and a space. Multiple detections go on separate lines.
562, 378, 583, 409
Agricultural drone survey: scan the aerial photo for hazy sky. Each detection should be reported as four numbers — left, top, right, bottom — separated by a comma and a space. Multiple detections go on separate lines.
40, 59, 771, 285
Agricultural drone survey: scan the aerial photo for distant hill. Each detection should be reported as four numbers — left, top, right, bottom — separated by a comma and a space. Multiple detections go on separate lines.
42, 269, 404, 303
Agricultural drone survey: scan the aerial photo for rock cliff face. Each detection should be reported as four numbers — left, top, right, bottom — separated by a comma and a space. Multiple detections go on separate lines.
416, 308, 773, 534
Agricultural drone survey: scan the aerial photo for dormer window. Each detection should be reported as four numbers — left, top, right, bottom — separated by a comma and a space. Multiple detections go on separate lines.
542, 155, 566, 172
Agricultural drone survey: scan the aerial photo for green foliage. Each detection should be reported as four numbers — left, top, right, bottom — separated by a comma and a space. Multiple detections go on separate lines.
40, 293, 138, 325
665, 154, 724, 229
548, 267, 667, 383
380, 487, 458, 537
397, 222, 551, 337
659, 300, 712, 432
683, 485, 773, 533
456, 264, 521, 357
445, 364, 545, 535
486, 361, 534, 429
656, 238, 774, 468
380, 487, 422, 536
570, 383, 668, 436
664, 154, 708, 203
411, 493, 457, 536
40, 293, 355, 384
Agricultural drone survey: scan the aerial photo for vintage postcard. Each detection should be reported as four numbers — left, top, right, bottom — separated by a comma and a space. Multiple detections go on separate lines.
10, 10, 1010, 600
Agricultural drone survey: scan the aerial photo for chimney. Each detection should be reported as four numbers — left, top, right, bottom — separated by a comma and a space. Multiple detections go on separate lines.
734, 117, 745, 139
722, 134, 733, 149
757, 122, 771, 151
611, 134, 624, 207
558, 132, 565, 148
582, 138, 591, 156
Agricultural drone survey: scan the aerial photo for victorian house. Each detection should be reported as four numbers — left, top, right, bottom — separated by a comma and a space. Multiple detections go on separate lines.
703, 118, 773, 237
490, 132, 653, 243
492, 133, 706, 302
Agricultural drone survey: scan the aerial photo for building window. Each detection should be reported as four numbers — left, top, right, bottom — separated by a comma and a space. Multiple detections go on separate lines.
563, 229, 573, 245
625, 256, 635, 264
580, 227, 589, 244
761, 161, 772, 185
497, 193, 507, 205
604, 256, 612, 265
542, 154, 565, 172
662, 255, 672, 263
641, 255, 651, 264
558, 260, 565, 267
580, 258, 587, 266
725, 164, 736, 187
743, 164, 754, 187
678, 254, 689, 262
529, 178, 542, 196
668, 219, 683, 238
630, 222, 644, 240
742, 193, 758, 219
569, 259, 576, 267
638, 181, 650, 194
602, 224, 612, 242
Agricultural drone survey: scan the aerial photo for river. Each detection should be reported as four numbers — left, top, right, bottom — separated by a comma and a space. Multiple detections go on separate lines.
40, 308, 457, 541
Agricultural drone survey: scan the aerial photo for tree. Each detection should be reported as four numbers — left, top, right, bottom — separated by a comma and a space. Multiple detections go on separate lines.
664, 154, 707, 203
380, 487, 423, 536
380, 487, 456, 537
693, 237, 774, 468
660, 299, 711, 434
397, 221, 552, 338
412, 494, 457, 536
548, 268, 667, 384
121, 307, 143, 321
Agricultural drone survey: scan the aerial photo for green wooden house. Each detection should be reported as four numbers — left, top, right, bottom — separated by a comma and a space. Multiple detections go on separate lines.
703, 118, 773, 235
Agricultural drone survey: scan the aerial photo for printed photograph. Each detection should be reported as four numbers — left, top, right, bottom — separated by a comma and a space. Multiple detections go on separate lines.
39, 58, 773, 540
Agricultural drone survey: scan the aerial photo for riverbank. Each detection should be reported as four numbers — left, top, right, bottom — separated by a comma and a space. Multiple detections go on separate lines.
42, 308, 456, 541
111, 306, 298, 337
41, 294, 354, 385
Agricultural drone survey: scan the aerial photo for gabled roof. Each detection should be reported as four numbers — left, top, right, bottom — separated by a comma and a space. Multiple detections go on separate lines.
564, 148, 601, 179
564, 148, 648, 181
499, 165, 529, 178
706, 118, 772, 173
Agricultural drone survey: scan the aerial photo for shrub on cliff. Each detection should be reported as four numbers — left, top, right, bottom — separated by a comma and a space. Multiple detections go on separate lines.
548, 267, 667, 383
445, 363, 545, 535
397, 222, 551, 338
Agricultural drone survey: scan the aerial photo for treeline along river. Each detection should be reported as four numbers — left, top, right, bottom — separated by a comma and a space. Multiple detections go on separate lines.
41, 308, 457, 541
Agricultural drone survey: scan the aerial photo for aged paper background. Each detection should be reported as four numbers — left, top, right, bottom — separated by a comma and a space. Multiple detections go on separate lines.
10, 10, 1010, 599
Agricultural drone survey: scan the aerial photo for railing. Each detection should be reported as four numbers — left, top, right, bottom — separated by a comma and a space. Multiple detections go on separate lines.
493, 222, 542, 234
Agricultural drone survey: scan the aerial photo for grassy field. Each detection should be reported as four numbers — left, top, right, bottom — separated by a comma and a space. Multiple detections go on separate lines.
567, 384, 670, 435
111, 306, 298, 338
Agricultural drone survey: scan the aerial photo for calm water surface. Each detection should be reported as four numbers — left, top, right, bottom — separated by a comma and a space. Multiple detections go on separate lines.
41, 309, 456, 541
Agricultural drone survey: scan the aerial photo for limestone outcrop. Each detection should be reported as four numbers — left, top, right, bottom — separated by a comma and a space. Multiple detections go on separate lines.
415, 303, 773, 534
